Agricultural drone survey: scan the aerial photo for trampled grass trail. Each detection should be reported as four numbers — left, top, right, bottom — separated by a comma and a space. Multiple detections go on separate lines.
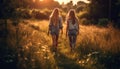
9, 20, 80, 69
19, 20, 81, 69
6, 19, 120, 69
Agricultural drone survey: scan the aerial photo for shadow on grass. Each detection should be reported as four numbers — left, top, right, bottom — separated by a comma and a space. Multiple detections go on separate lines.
52, 51, 83, 69
76, 44, 120, 69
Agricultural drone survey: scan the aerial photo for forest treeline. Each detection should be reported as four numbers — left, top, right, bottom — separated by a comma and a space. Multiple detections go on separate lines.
0, 0, 120, 28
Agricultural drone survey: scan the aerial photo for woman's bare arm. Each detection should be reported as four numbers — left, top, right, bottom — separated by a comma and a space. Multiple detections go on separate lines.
66, 21, 69, 37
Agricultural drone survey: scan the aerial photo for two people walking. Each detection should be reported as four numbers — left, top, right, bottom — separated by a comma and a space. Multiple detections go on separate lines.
48, 8, 79, 52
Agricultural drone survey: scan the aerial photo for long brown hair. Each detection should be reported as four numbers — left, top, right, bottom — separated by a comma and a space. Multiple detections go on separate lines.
66, 9, 78, 24
50, 8, 60, 26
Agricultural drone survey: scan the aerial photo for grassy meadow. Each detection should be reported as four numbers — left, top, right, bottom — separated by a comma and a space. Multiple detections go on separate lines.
0, 19, 120, 69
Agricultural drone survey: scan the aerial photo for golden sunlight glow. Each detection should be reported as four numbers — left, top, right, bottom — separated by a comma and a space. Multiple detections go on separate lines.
33, 0, 35, 2
54, 0, 89, 5
33, 0, 43, 2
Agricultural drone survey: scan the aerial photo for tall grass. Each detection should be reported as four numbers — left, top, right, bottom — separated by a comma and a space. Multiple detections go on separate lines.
3, 19, 120, 69
77, 25, 120, 53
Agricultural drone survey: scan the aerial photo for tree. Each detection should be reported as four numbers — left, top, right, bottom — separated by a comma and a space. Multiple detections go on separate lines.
0, 0, 34, 18
0, 0, 19, 18
88, 0, 120, 27
88, 0, 109, 22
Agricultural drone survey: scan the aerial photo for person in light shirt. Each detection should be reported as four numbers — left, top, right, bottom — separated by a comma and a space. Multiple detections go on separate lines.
66, 9, 80, 52
48, 8, 63, 52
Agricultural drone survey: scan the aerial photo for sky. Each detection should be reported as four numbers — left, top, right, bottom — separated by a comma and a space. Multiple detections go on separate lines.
54, 0, 89, 5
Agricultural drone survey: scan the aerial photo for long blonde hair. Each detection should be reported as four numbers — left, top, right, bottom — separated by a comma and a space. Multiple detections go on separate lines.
66, 9, 78, 24
50, 8, 60, 26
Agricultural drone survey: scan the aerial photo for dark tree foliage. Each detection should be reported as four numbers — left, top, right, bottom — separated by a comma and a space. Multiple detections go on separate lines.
0, 0, 28, 18
88, 0, 109, 22
88, 0, 120, 28
110, 0, 120, 28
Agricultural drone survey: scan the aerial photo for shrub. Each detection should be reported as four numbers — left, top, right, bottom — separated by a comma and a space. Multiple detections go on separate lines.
31, 9, 49, 19
77, 11, 89, 19
80, 18, 90, 25
98, 18, 109, 27
41, 9, 52, 17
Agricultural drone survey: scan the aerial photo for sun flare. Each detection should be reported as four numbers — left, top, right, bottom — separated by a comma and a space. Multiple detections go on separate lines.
54, 0, 89, 5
